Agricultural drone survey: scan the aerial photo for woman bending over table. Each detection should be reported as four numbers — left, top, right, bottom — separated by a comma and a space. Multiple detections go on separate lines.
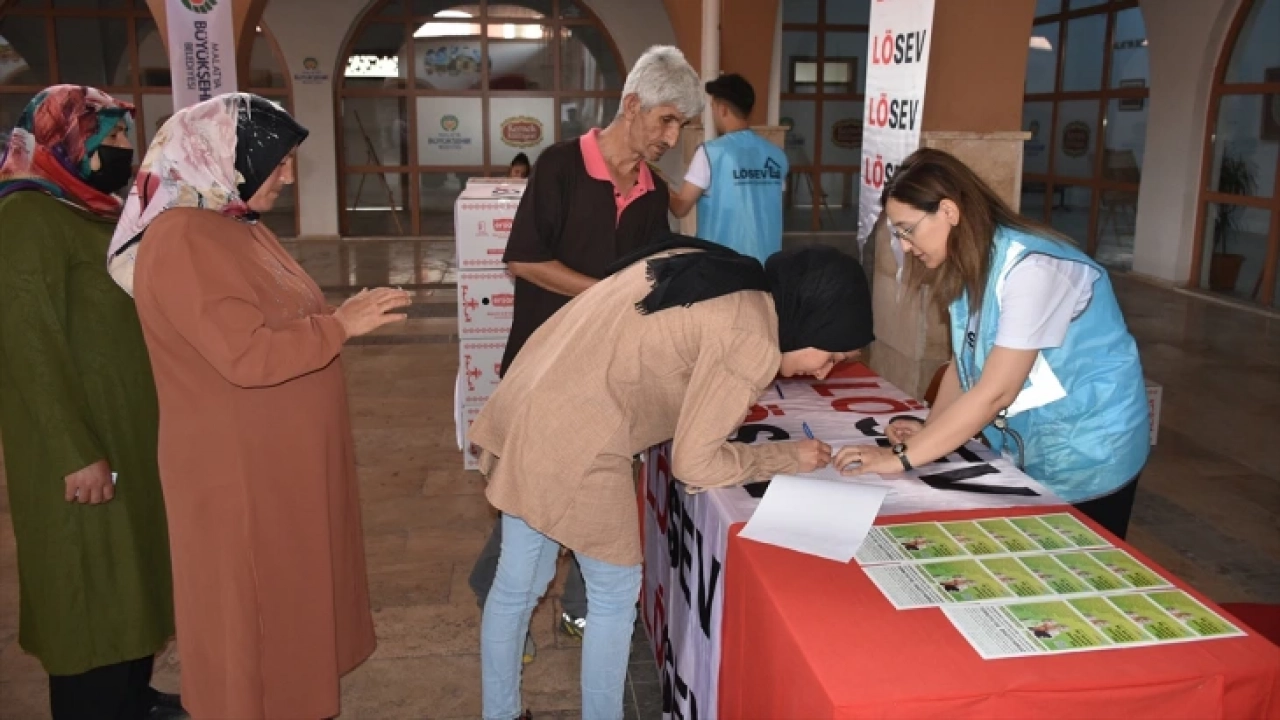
468, 238, 875, 720
836, 148, 1149, 538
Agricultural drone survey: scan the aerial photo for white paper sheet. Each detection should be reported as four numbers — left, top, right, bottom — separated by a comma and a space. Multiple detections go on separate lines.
737, 475, 888, 563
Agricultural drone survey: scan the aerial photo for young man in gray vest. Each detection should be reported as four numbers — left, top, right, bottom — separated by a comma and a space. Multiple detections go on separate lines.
668, 73, 788, 263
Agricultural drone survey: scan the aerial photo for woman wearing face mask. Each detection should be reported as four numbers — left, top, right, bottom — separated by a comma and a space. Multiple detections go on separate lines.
106, 94, 411, 720
835, 148, 1149, 538
0, 86, 184, 719
470, 238, 874, 720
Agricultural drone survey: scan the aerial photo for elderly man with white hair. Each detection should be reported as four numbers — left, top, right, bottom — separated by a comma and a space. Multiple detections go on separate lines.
474, 45, 703, 720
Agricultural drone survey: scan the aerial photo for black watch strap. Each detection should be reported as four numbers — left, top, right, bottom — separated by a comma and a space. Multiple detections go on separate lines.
892, 443, 913, 471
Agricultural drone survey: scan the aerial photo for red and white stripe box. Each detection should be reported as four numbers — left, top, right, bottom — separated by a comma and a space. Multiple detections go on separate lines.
459, 338, 507, 405
463, 404, 484, 471
455, 181, 525, 270
458, 270, 515, 338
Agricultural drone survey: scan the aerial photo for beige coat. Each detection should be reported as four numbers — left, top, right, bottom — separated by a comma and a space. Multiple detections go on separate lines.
470, 253, 802, 566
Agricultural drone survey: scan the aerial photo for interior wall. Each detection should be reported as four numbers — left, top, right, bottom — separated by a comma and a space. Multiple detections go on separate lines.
921, 0, 1036, 133
721, 0, 781, 126
1131, 0, 1243, 284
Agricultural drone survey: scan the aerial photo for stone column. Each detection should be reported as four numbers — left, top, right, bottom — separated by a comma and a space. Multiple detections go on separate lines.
866, 0, 1037, 400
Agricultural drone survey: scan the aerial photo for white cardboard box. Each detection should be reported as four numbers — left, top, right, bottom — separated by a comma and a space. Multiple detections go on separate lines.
455, 181, 525, 270
458, 270, 515, 338
1146, 379, 1162, 446
462, 404, 484, 471
459, 338, 507, 405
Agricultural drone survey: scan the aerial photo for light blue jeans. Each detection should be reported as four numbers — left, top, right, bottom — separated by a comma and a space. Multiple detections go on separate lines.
481, 513, 641, 720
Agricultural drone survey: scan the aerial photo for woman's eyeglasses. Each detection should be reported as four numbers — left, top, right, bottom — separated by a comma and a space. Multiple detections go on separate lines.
889, 213, 931, 243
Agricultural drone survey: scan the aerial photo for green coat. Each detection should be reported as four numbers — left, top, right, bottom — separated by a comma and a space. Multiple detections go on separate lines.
0, 191, 174, 675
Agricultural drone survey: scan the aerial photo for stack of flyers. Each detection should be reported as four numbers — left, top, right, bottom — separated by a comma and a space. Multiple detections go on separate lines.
863, 548, 1172, 610
943, 590, 1244, 659
857, 513, 1109, 565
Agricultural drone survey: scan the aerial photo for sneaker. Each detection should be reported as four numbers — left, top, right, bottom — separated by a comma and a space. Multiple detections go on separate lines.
559, 612, 586, 640
522, 631, 536, 664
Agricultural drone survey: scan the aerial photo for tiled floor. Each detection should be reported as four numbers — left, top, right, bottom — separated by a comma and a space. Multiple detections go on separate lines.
1, 239, 1277, 718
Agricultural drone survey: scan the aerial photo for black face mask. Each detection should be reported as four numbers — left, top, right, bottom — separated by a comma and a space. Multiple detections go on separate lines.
84, 145, 135, 195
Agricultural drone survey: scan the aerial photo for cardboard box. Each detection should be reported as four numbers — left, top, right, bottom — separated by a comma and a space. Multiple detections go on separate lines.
462, 404, 484, 471
459, 338, 507, 405
458, 270, 515, 337
1145, 379, 1162, 446
454, 181, 525, 270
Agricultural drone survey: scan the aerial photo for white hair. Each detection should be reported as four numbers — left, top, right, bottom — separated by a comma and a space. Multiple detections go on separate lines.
620, 45, 704, 119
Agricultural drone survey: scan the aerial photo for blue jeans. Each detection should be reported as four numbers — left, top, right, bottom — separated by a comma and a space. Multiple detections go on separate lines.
481, 514, 641, 720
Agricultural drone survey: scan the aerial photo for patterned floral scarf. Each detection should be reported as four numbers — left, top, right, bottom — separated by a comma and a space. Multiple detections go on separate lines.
107, 93, 307, 295
0, 85, 135, 217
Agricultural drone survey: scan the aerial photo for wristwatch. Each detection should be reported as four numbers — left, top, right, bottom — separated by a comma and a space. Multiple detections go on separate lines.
891, 443, 913, 471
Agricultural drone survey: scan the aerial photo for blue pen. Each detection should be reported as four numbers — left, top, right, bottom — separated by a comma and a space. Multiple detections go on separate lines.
802, 421, 815, 440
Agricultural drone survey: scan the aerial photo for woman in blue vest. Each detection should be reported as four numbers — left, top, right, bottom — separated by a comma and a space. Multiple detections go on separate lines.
835, 148, 1149, 538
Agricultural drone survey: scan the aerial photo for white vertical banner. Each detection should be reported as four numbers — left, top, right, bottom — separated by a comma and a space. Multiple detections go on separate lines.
857, 0, 936, 251
640, 442, 731, 720
165, 0, 238, 111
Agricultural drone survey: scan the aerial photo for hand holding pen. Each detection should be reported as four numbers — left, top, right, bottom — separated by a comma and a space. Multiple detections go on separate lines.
797, 421, 832, 472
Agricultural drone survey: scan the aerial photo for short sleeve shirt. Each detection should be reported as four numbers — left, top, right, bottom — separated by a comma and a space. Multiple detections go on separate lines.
500, 132, 671, 373
988, 253, 1101, 350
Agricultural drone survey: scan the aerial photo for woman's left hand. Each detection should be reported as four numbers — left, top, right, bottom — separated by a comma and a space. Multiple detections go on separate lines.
833, 444, 908, 476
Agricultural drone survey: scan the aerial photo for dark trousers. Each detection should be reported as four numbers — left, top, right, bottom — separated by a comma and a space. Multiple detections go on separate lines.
49, 655, 155, 720
470, 515, 588, 618
1073, 474, 1141, 540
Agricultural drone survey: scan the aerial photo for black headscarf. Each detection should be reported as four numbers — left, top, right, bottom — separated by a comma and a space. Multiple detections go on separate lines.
233, 94, 308, 202
610, 234, 875, 353
607, 234, 769, 314
766, 245, 874, 352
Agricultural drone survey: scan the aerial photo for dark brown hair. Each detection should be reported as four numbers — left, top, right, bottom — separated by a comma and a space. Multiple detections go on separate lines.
880, 148, 1070, 314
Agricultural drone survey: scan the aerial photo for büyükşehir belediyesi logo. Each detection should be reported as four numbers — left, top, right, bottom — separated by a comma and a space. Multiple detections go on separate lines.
182, 0, 216, 14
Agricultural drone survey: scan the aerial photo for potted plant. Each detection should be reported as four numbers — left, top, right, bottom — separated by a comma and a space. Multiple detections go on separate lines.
1209, 148, 1258, 292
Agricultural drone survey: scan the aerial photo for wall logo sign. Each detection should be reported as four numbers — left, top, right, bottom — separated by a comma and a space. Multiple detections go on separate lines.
180, 0, 216, 14
831, 118, 864, 149
293, 56, 329, 85
501, 116, 543, 148
1061, 121, 1090, 158
427, 113, 473, 152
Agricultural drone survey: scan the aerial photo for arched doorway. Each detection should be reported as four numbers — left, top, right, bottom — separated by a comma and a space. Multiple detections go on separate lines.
0, 0, 298, 235
337, 0, 626, 236
1190, 0, 1280, 307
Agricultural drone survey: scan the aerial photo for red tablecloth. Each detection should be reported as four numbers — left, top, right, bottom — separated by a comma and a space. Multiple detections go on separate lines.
719, 506, 1280, 719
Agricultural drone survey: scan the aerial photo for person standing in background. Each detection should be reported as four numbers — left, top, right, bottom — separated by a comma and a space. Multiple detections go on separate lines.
509, 152, 531, 179
668, 73, 788, 264
467, 45, 702, 677
0, 85, 184, 720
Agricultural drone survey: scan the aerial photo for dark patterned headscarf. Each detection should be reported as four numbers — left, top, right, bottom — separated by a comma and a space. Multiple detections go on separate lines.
107, 93, 308, 295
0, 85, 135, 216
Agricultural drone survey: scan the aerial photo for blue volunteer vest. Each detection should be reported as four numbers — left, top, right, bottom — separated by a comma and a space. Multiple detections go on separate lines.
950, 226, 1149, 503
695, 130, 788, 264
